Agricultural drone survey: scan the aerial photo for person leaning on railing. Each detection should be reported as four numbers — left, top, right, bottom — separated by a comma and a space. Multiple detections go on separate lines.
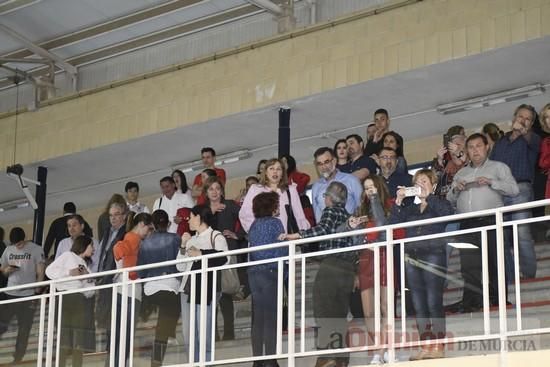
46, 235, 96, 367
281, 181, 353, 367
247, 191, 287, 367
109, 211, 154, 367
343, 175, 394, 365
136, 209, 181, 367
176, 205, 229, 363
389, 169, 454, 361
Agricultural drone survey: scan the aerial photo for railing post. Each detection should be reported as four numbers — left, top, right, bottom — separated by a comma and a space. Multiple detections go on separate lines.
45, 283, 57, 367
495, 210, 509, 357
385, 227, 395, 362
276, 259, 284, 356
37, 296, 47, 367
118, 270, 129, 367
287, 242, 296, 367
199, 257, 208, 366
481, 229, 491, 334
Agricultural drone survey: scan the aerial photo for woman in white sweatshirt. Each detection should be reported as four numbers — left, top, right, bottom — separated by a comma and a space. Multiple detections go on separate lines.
46, 235, 95, 367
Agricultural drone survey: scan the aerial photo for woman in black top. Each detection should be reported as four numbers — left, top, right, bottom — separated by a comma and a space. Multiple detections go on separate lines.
204, 176, 246, 340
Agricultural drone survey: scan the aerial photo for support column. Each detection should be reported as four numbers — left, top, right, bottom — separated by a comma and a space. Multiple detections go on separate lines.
33, 166, 47, 244
278, 107, 291, 158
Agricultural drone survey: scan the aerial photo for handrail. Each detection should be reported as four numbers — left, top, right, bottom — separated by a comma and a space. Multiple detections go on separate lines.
2, 198, 550, 294
1, 198, 550, 366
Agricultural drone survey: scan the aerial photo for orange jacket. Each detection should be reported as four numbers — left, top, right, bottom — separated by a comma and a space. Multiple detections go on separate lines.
113, 231, 141, 280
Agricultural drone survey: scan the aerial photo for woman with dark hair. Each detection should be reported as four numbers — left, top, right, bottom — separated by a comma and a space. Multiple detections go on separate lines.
281, 154, 310, 195
345, 175, 393, 364
177, 205, 229, 363
239, 158, 310, 234
482, 123, 504, 152
46, 235, 96, 367
112, 212, 154, 366
203, 176, 245, 340
172, 169, 194, 203
381, 131, 408, 174
137, 210, 181, 367
390, 169, 453, 361
247, 192, 286, 367
334, 138, 349, 171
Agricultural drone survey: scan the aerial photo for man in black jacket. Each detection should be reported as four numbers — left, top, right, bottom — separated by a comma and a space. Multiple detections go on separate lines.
43, 202, 93, 258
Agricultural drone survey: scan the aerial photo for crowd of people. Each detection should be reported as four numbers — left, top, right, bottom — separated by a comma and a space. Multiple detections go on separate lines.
1, 103, 550, 366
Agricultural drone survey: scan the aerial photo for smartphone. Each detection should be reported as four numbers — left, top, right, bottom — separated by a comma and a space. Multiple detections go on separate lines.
404, 186, 421, 197
443, 134, 450, 148
463, 181, 481, 190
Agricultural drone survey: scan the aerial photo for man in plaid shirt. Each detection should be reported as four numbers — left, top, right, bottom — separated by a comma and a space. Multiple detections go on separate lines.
283, 181, 355, 367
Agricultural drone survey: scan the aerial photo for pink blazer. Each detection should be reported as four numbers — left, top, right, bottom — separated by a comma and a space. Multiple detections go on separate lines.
239, 183, 311, 233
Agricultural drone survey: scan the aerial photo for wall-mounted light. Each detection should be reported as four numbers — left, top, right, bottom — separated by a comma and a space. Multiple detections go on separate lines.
436, 83, 545, 115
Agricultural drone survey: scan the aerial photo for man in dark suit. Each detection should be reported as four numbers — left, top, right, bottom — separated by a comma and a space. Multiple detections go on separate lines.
43, 202, 93, 258
94, 202, 127, 367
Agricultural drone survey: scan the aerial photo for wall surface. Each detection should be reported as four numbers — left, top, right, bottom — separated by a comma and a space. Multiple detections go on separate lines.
1, 0, 548, 169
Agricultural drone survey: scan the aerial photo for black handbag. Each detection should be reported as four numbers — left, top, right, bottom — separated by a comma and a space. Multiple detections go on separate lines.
285, 190, 300, 234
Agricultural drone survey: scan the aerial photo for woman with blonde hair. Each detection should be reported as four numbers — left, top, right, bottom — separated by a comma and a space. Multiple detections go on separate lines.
390, 169, 453, 361
239, 158, 310, 234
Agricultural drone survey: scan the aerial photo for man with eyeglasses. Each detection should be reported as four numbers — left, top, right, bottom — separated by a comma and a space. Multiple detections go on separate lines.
311, 147, 362, 223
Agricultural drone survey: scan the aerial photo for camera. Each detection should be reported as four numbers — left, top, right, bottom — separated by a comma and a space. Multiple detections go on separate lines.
403, 186, 421, 197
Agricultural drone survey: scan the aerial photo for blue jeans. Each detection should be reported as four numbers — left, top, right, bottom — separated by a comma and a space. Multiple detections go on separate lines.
248, 267, 279, 357
180, 292, 220, 363
503, 182, 537, 279
405, 251, 447, 341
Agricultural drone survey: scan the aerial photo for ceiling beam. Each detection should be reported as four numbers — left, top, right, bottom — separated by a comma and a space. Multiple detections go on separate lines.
0, 4, 261, 90
0, 24, 77, 76
0, 0, 41, 16
1, 0, 204, 61
246, 0, 283, 15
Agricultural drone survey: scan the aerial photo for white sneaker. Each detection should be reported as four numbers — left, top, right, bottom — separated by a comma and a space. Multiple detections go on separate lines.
370, 354, 384, 365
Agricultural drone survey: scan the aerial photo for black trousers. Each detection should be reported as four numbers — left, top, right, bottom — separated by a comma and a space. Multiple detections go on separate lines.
148, 291, 181, 367
459, 217, 507, 307
313, 257, 355, 363
0, 294, 35, 362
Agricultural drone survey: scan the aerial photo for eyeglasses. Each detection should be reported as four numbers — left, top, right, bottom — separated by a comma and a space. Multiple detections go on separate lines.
379, 155, 396, 161
316, 159, 333, 167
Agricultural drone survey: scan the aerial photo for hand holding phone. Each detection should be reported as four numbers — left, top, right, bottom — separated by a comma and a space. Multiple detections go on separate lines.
403, 186, 421, 197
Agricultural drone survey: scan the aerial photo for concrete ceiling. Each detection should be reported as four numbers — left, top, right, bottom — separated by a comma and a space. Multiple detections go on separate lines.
1, 36, 549, 226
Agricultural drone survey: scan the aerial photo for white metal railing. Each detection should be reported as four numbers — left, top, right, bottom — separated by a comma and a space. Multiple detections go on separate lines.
1, 198, 550, 366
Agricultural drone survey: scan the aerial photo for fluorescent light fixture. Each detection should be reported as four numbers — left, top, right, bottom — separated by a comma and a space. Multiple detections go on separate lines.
436, 83, 545, 115
172, 149, 252, 172
447, 242, 479, 249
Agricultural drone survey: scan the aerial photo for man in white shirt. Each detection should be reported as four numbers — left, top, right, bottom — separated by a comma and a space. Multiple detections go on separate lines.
153, 176, 194, 233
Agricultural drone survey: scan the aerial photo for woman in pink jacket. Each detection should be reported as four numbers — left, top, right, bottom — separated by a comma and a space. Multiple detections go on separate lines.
239, 158, 310, 234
